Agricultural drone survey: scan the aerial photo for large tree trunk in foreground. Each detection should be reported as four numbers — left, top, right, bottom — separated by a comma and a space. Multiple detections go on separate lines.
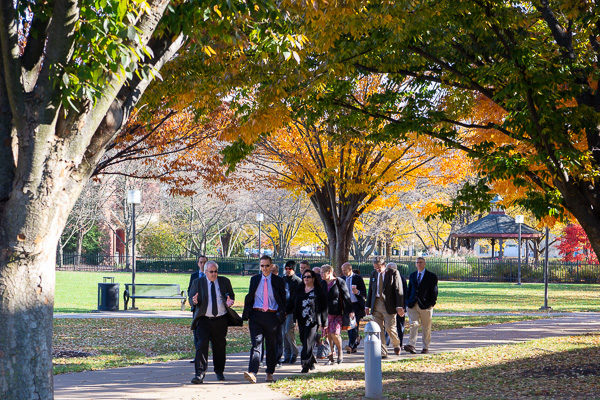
0, 174, 85, 399
0, 0, 182, 396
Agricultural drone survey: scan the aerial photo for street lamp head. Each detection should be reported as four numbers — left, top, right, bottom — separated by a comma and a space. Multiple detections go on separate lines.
256, 213, 264, 222
127, 189, 141, 204
515, 215, 524, 224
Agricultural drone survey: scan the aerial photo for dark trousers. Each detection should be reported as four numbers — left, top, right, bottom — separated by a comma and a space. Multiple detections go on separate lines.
347, 302, 363, 349
299, 322, 318, 368
248, 310, 280, 374
193, 324, 201, 356
396, 314, 406, 347
276, 320, 284, 363
194, 315, 228, 375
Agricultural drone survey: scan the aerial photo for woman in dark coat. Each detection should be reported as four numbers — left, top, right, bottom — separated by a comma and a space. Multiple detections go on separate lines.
293, 269, 328, 373
320, 264, 353, 365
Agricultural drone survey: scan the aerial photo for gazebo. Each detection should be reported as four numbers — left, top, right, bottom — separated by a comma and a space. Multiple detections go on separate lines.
450, 199, 543, 259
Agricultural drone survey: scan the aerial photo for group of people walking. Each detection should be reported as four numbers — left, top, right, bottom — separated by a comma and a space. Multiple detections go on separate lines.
186, 254, 438, 384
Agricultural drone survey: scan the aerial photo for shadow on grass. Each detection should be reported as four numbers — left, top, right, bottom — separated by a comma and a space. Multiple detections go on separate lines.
276, 335, 600, 399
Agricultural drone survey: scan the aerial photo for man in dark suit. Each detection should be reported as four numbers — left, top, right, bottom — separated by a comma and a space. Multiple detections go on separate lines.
365, 256, 405, 358
188, 254, 207, 364
404, 257, 438, 354
242, 255, 286, 383
341, 262, 366, 353
188, 261, 235, 384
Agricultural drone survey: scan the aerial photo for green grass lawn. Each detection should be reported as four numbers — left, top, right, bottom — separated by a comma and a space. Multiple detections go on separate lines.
271, 333, 600, 399
54, 271, 252, 312
56, 271, 600, 313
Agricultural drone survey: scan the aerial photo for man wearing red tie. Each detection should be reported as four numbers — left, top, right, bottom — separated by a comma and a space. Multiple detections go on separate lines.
242, 255, 286, 383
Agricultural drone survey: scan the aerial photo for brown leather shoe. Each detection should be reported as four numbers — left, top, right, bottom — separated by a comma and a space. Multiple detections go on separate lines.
421, 348, 429, 354
243, 371, 257, 384
394, 347, 401, 355
266, 373, 276, 383
403, 345, 417, 354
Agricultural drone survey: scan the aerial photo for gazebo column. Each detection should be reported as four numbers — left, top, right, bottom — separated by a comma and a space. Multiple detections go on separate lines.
491, 239, 495, 258
499, 238, 504, 259
525, 239, 529, 265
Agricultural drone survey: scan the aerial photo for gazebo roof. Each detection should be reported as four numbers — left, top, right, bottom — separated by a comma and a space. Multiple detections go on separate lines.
451, 212, 543, 239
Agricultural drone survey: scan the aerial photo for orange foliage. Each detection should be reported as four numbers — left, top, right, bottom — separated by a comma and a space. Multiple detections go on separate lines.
107, 105, 250, 197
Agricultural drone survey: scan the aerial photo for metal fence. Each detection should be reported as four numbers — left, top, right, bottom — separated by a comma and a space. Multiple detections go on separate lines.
56, 253, 600, 284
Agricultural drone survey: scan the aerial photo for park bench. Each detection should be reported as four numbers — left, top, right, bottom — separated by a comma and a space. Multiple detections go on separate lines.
242, 263, 260, 276
123, 283, 187, 310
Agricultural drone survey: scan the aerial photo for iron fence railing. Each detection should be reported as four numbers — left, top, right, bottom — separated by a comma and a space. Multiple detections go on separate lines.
56, 253, 600, 284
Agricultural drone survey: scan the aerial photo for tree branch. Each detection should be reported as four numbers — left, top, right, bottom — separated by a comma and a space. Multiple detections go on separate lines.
35, 0, 79, 112
82, 32, 185, 176
0, 0, 25, 124
21, 10, 50, 91
536, 0, 574, 57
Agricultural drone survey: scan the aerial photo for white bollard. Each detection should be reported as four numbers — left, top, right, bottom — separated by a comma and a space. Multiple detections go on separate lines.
364, 321, 382, 399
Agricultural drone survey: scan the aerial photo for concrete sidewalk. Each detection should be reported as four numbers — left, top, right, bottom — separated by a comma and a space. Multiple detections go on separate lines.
54, 312, 600, 400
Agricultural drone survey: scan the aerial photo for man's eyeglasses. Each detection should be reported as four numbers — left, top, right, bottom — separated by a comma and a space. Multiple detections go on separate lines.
260, 264, 271, 268
285, 267, 293, 270
206, 270, 217, 274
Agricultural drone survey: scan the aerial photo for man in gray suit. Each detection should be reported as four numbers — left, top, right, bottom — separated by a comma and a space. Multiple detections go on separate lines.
365, 256, 405, 358
189, 261, 235, 384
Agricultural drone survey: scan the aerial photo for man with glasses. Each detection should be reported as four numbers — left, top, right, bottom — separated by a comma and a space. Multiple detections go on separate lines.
282, 260, 302, 364
242, 255, 286, 383
189, 261, 235, 383
404, 257, 438, 354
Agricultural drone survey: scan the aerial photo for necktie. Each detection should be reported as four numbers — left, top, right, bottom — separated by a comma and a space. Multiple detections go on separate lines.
262, 278, 269, 311
211, 281, 218, 317
418, 272, 423, 284
377, 273, 383, 297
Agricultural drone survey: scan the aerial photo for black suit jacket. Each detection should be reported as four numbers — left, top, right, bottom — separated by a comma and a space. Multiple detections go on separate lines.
366, 268, 404, 314
284, 274, 302, 313
188, 271, 203, 295
190, 276, 235, 329
406, 269, 438, 309
242, 273, 286, 322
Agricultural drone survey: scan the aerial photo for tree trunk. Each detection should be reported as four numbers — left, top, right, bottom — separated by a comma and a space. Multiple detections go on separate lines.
325, 220, 355, 271
559, 184, 600, 262
76, 229, 84, 265
0, 171, 85, 399
220, 229, 232, 257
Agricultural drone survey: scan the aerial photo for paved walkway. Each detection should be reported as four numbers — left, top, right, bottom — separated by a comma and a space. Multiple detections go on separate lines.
54, 312, 600, 400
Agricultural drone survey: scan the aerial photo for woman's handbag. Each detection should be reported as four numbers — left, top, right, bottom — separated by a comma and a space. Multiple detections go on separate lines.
341, 314, 357, 331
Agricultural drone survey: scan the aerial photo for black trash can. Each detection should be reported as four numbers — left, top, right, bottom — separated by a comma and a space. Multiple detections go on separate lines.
98, 277, 119, 311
